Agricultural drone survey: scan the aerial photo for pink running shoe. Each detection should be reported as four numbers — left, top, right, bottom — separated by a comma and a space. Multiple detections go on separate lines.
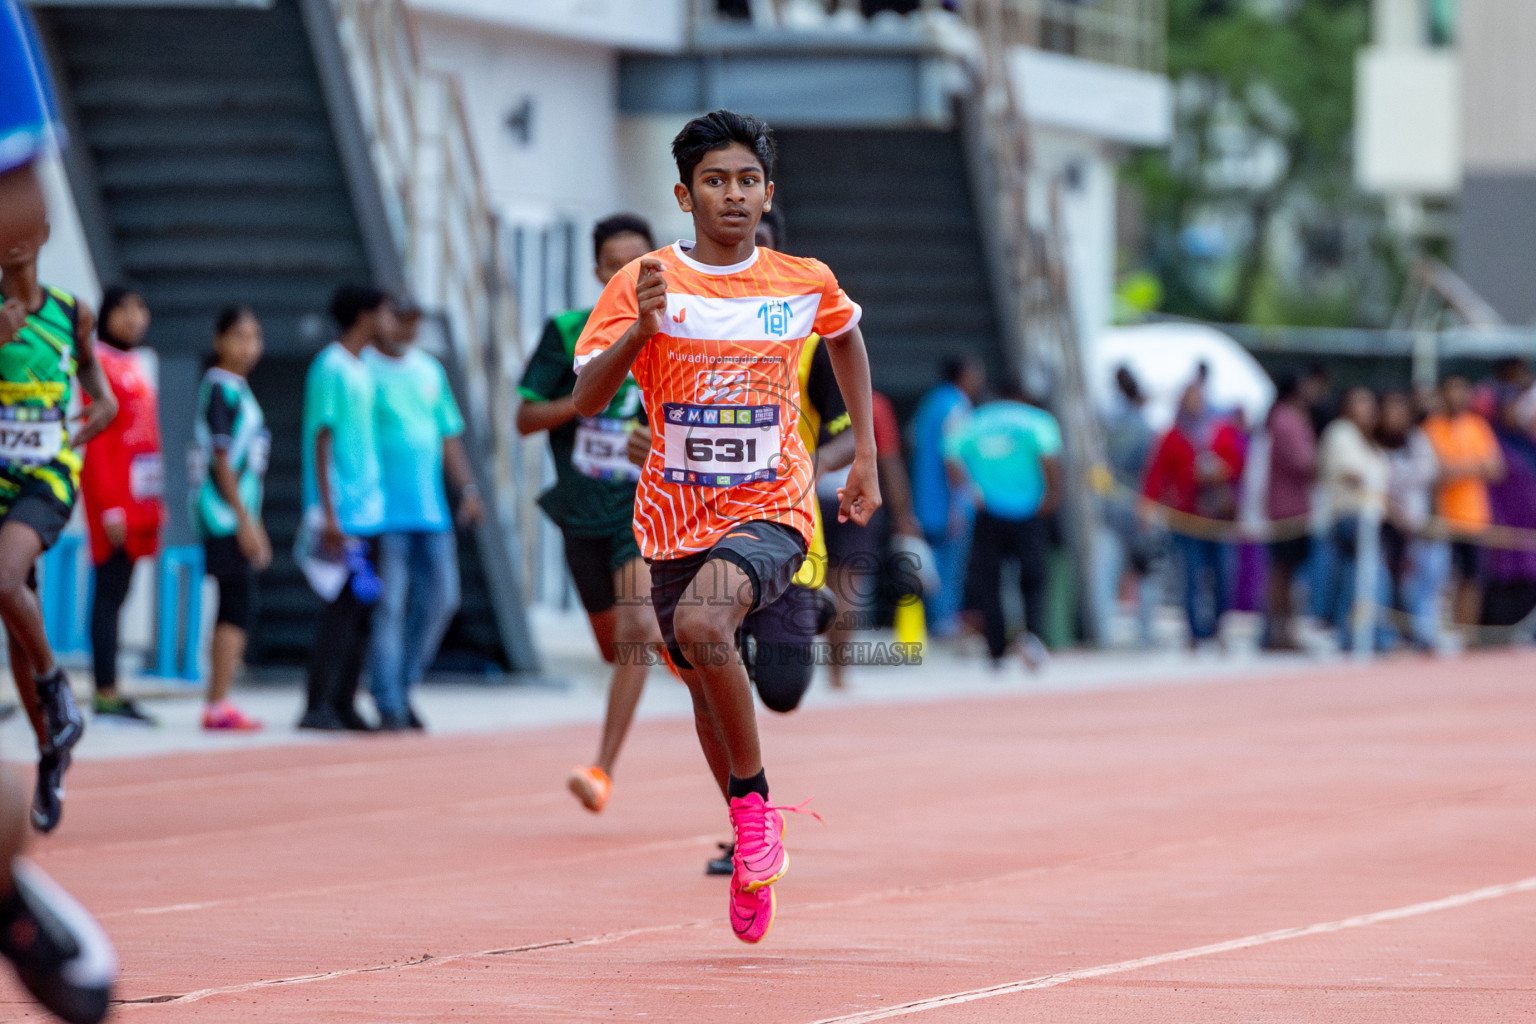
729, 879, 775, 944
729, 792, 788, 893
202, 701, 263, 732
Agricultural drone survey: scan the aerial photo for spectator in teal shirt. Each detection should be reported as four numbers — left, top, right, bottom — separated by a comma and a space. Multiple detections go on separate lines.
298, 285, 393, 731
365, 306, 484, 731
945, 377, 1062, 669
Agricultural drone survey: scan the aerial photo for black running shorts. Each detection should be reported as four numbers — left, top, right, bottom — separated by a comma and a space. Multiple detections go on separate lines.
204, 535, 257, 632
0, 480, 73, 552
561, 519, 642, 616
648, 520, 807, 671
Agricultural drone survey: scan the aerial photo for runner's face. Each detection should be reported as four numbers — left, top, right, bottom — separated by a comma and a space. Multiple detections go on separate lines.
0, 165, 47, 264
0, 219, 48, 274
107, 294, 151, 347
595, 232, 651, 287
218, 315, 264, 376
678, 143, 772, 249
377, 311, 420, 357
369, 302, 398, 347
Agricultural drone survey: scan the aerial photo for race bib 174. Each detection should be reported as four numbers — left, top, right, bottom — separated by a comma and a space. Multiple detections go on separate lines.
0, 407, 64, 466
660, 403, 781, 487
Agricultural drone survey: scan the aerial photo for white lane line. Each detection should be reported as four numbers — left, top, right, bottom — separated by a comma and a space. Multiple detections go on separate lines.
118, 916, 716, 1008
808, 875, 1536, 1024
102, 834, 719, 920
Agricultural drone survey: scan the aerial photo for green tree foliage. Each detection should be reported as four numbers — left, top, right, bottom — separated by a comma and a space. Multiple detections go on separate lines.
1125, 0, 1381, 325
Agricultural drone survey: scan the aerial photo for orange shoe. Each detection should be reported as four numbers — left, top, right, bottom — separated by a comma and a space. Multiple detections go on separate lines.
566, 765, 611, 813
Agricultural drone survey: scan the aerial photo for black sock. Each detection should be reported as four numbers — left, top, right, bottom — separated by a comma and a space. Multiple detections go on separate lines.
0, 881, 21, 931
727, 769, 768, 800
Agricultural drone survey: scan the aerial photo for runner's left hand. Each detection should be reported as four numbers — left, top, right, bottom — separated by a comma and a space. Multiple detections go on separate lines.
72, 395, 118, 447
836, 455, 882, 526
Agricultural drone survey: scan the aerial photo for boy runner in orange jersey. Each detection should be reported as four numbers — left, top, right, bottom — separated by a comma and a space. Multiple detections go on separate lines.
572, 110, 881, 944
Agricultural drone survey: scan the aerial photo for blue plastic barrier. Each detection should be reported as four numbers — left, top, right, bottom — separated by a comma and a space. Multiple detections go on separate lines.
38, 534, 89, 658
151, 545, 204, 683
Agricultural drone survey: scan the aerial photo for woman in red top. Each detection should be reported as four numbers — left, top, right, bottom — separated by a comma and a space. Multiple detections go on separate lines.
80, 286, 164, 724
1142, 382, 1244, 648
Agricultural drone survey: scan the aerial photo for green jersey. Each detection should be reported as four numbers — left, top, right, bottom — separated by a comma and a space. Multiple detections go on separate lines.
0, 285, 82, 507
517, 308, 645, 535
191, 368, 269, 538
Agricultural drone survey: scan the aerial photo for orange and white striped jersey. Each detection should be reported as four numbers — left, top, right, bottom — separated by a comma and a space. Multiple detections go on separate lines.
574, 241, 861, 561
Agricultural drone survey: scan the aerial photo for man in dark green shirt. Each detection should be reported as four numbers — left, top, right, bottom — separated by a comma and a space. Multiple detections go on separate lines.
516, 213, 663, 815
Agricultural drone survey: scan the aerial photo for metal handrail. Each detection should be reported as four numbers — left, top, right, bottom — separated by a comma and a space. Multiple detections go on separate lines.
966, 0, 1109, 641
330, 0, 538, 612
689, 0, 1163, 72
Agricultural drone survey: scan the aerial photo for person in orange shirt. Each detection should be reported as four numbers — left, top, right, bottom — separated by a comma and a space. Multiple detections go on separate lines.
1422, 374, 1503, 631
573, 110, 881, 945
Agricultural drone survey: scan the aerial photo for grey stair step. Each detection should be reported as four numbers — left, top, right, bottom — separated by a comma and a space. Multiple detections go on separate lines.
120, 236, 365, 275
133, 277, 345, 315
86, 117, 334, 154
112, 194, 353, 234
72, 78, 321, 114
97, 153, 341, 192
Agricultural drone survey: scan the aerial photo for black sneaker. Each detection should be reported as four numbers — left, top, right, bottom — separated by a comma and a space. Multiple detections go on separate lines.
296, 707, 348, 731
36, 670, 83, 756
333, 705, 375, 732
812, 588, 838, 635
706, 841, 734, 877
31, 752, 67, 834
91, 695, 158, 728
405, 704, 427, 731
0, 859, 117, 1024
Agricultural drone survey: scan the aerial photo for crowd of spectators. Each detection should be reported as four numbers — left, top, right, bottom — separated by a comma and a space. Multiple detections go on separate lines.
77, 285, 482, 733
1092, 359, 1536, 654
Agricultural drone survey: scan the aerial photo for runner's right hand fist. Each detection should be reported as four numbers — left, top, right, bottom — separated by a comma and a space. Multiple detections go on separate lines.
635, 259, 667, 340
0, 298, 26, 343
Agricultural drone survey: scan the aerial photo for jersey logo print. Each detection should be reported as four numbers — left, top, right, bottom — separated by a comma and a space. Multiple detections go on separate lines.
672, 308, 687, 324
697, 370, 750, 404
757, 299, 790, 337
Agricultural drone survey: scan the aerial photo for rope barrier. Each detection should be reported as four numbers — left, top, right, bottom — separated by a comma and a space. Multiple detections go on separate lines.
1091, 467, 1536, 641
1091, 467, 1536, 553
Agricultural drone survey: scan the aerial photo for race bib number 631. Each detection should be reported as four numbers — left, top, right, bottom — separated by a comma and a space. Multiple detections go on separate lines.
661, 402, 781, 487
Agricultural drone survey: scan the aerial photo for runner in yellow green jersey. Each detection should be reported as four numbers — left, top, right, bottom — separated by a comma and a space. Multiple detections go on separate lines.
0, 219, 118, 835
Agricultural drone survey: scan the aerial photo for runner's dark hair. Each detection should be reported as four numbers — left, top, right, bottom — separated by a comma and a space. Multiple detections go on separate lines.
328, 284, 390, 331
672, 109, 776, 187
205, 305, 256, 370
97, 285, 143, 349
592, 213, 654, 262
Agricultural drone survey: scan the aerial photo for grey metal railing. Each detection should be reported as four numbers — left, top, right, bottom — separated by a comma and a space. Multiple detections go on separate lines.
690, 0, 1164, 72
330, 0, 540, 670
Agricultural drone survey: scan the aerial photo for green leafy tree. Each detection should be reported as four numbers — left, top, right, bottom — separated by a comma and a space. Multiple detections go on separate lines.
1125, 0, 1381, 325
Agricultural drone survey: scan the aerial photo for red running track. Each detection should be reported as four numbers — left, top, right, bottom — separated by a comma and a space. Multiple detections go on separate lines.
3, 652, 1534, 1022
